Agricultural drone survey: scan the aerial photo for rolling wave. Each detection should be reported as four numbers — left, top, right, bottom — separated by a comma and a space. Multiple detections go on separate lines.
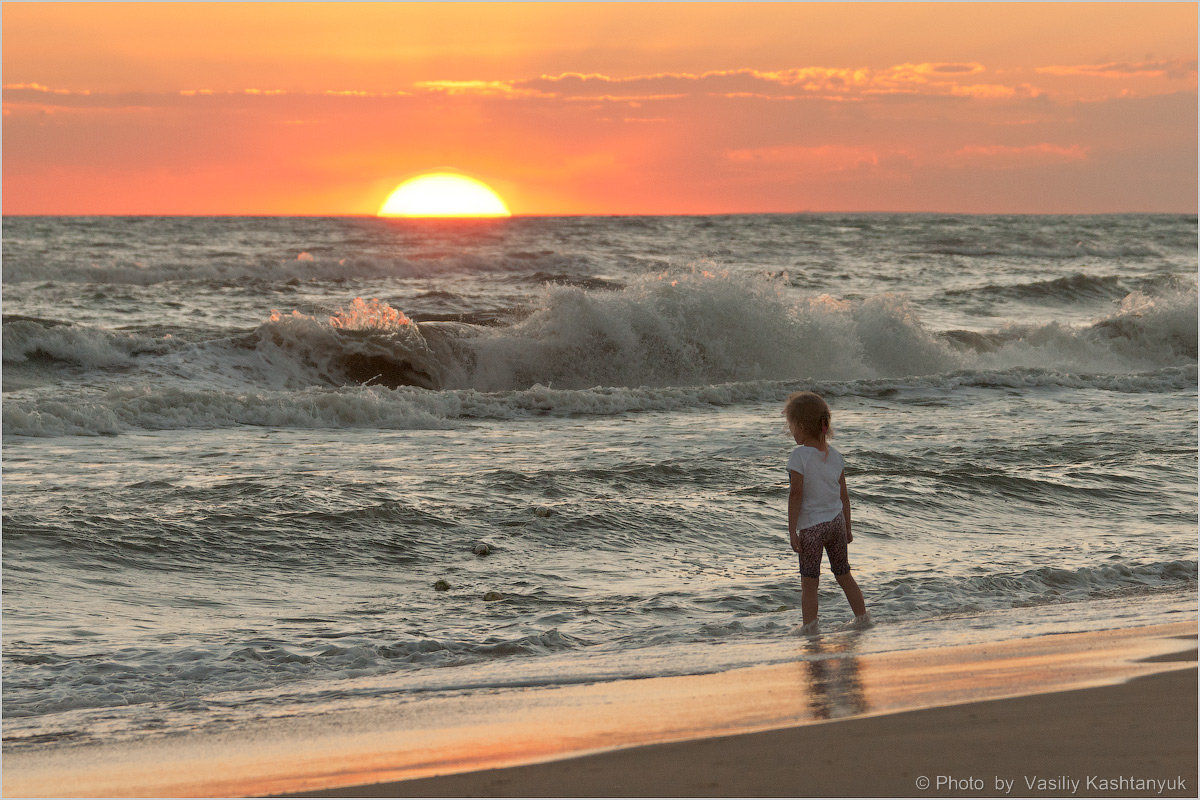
944, 272, 1191, 304
4, 273, 1196, 437
4, 366, 1194, 437
3, 316, 173, 369
208, 274, 1200, 392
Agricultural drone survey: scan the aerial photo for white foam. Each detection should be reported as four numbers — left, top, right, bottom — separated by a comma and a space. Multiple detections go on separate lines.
6, 364, 1195, 438
450, 273, 967, 390
2, 319, 165, 369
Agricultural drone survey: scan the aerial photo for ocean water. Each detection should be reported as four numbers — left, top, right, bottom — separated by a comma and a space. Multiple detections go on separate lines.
3, 214, 1197, 751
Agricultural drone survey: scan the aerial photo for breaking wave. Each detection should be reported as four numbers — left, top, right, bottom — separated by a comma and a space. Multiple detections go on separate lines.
2, 316, 172, 369
5, 273, 1196, 437
232, 273, 1199, 392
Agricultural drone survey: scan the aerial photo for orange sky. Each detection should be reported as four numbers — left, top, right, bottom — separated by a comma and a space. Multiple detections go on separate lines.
3, 3, 1196, 215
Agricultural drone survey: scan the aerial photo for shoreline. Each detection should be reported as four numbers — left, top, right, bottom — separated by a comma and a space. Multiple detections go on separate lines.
279, 623, 1197, 799
292, 669, 1197, 798
3, 620, 1194, 798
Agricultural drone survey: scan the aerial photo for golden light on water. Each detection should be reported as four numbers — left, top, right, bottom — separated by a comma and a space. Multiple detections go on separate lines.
378, 173, 511, 218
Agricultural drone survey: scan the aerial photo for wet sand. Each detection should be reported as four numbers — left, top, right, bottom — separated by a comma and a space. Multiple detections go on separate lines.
4, 622, 1195, 798
297, 668, 1196, 798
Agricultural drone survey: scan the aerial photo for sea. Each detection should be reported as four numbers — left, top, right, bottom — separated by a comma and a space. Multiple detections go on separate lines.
3, 213, 1197, 752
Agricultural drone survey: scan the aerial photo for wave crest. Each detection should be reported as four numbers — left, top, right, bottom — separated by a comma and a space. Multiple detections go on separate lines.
945, 272, 1190, 304
2, 317, 166, 369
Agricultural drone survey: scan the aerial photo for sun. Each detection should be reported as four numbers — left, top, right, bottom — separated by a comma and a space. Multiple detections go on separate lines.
378, 173, 511, 218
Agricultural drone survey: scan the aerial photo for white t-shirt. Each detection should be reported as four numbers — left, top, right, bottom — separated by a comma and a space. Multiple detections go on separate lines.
787, 444, 845, 530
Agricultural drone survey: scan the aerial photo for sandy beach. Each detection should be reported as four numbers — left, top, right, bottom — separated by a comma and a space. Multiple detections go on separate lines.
284, 623, 1197, 799
5, 621, 1194, 798
298, 669, 1196, 798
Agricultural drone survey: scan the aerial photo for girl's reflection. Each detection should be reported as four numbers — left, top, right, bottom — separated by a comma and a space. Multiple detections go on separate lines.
800, 633, 868, 719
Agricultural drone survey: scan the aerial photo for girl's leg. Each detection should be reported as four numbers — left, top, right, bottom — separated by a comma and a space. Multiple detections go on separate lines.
825, 515, 866, 618
834, 571, 866, 617
797, 522, 825, 626
801, 576, 820, 624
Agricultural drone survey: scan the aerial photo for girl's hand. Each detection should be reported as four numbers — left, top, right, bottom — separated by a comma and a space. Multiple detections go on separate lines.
789, 529, 800, 552
846, 529, 853, 543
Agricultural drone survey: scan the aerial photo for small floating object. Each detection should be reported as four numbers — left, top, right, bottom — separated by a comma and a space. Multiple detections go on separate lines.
483, 591, 504, 602
774, 605, 790, 613
472, 543, 491, 556
434, 580, 451, 592
534, 506, 553, 517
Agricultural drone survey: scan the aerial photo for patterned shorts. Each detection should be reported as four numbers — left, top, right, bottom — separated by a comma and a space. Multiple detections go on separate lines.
795, 512, 850, 579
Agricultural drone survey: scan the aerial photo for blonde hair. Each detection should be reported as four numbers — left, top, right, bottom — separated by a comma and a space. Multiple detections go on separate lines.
784, 391, 832, 451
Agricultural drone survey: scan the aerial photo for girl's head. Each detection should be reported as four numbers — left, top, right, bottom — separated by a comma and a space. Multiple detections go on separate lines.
784, 391, 832, 449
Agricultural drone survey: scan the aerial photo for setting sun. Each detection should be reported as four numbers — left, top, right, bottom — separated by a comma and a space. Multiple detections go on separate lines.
378, 173, 511, 218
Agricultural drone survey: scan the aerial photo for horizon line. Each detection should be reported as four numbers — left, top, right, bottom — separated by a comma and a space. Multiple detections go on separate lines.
3, 210, 1196, 219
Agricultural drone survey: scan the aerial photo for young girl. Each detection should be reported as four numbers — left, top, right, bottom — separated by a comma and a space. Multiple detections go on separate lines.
784, 391, 870, 634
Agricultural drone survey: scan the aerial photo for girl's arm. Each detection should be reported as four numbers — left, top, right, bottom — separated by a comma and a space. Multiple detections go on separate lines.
839, 471, 853, 543
788, 470, 804, 551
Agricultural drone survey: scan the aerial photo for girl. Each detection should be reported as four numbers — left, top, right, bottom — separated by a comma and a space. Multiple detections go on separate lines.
784, 391, 870, 634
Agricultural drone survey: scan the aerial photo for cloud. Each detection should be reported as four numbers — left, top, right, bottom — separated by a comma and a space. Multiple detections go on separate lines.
875, 62, 986, 82
3, 82, 90, 95
1037, 59, 1198, 80
725, 144, 881, 172
948, 142, 1089, 167
2, 61, 1040, 116
708, 92, 801, 102
949, 83, 1042, 99
564, 93, 687, 104
949, 84, 1016, 99
521, 62, 1009, 101
2, 85, 418, 113
919, 63, 988, 75
413, 80, 552, 98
